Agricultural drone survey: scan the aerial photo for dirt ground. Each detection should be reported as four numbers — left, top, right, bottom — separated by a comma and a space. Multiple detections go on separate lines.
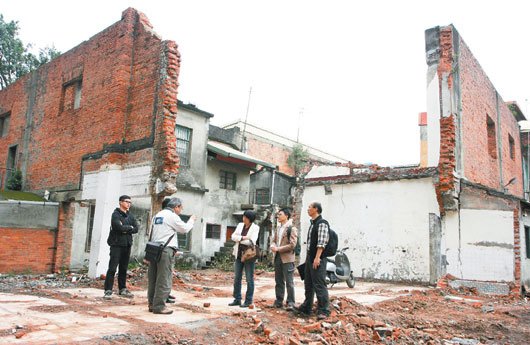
1, 267, 530, 344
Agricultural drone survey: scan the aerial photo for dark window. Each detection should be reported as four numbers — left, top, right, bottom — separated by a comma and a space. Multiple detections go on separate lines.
487, 115, 497, 159
176, 125, 192, 167
85, 203, 96, 252
219, 170, 236, 190
509, 134, 515, 160
61, 78, 82, 112
255, 188, 269, 204
0, 112, 10, 137
206, 224, 221, 239
177, 214, 191, 250
5, 145, 17, 185
524, 226, 530, 259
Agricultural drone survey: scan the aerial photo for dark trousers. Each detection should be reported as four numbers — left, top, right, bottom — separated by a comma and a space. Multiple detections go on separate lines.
104, 245, 131, 291
274, 254, 295, 305
233, 257, 255, 304
301, 256, 329, 315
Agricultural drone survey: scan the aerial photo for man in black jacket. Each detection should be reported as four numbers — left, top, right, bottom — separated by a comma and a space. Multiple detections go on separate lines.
103, 195, 139, 299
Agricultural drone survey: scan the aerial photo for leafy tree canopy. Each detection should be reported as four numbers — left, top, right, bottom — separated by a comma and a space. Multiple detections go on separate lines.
0, 14, 60, 89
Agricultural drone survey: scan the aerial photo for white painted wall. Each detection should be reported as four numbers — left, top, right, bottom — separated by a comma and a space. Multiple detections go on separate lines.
203, 160, 251, 259
69, 203, 91, 270
305, 166, 350, 179
301, 178, 439, 282
521, 215, 530, 292
445, 209, 514, 282
426, 71, 441, 167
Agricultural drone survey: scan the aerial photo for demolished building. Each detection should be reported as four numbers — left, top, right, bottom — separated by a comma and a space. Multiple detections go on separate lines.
301, 25, 528, 295
0, 8, 182, 277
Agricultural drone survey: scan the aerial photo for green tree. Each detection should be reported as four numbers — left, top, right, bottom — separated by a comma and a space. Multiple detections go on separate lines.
7, 169, 22, 190
0, 14, 60, 89
288, 143, 309, 175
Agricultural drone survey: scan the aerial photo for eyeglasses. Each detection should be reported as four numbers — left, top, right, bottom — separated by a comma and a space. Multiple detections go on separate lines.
122, 200, 132, 204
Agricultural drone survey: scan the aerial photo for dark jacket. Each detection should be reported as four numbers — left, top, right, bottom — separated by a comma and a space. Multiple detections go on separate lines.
106, 208, 138, 247
308, 215, 329, 261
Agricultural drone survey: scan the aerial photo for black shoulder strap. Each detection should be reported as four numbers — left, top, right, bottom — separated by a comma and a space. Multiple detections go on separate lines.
149, 216, 175, 247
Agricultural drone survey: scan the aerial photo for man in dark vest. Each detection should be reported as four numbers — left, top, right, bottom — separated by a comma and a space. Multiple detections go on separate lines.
103, 195, 138, 300
296, 201, 330, 320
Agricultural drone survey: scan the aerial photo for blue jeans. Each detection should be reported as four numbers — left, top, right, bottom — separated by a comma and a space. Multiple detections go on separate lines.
233, 258, 255, 304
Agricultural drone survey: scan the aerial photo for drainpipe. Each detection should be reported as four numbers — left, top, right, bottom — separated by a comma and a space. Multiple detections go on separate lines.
270, 169, 276, 205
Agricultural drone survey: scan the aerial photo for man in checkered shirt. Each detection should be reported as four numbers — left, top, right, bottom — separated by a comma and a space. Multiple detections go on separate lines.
295, 201, 330, 320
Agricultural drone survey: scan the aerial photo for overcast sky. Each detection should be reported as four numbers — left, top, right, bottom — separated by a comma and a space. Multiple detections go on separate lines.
1, 1, 529, 166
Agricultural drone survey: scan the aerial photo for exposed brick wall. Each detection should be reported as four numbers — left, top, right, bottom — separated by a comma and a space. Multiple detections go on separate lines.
0, 8, 179, 195
456, 30, 523, 196
0, 228, 55, 273
246, 138, 294, 176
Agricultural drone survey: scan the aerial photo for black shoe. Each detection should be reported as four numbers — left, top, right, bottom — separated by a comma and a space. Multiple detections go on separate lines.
166, 298, 175, 303
168, 294, 176, 300
240, 302, 252, 308
270, 301, 282, 308
228, 300, 241, 306
294, 305, 311, 316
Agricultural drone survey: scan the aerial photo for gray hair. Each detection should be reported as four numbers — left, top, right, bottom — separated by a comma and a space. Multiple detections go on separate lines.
166, 197, 182, 209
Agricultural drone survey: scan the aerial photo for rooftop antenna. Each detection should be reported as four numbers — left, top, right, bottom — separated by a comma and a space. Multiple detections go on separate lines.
241, 86, 252, 151
296, 107, 304, 143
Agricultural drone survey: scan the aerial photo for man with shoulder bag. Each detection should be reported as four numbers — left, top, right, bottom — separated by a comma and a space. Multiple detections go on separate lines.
270, 208, 298, 311
147, 197, 196, 314
295, 201, 330, 320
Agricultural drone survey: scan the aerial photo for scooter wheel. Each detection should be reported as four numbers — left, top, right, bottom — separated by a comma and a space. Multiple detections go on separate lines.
347, 273, 355, 288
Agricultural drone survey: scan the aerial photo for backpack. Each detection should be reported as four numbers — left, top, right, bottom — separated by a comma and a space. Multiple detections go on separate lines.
286, 226, 301, 256
322, 221, 338, 257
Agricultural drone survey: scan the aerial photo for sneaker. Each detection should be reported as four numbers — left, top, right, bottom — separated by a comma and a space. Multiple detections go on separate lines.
228, 300, 241, 306
103, 290, 112, 300
286, 303, 295, 311
166, 298, 175, 303
119, 288, 134, 298
168, 294, 176, 300
240, 302, 252, 308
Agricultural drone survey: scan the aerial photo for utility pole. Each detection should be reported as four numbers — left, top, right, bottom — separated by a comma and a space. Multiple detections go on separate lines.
296, 107, 304, 143
241, 87, 252, 152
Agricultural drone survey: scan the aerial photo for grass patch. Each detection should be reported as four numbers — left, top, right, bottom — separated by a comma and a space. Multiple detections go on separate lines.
0, 191, 45, 201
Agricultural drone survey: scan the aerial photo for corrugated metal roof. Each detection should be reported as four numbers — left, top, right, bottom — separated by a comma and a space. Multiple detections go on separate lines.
207, 140, 276, 169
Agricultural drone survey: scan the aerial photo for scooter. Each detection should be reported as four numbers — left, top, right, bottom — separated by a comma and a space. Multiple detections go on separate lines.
325, 247, 355, 288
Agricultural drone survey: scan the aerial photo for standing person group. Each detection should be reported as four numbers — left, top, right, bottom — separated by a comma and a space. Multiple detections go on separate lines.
102, 193, 331, 321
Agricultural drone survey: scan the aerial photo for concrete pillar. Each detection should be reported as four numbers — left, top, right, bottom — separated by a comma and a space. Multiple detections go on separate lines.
88, 165, 122, 278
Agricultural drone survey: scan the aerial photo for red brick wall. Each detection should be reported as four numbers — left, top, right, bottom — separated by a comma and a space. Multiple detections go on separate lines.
457, 31, 523, 196
0, 228, 56, 273
246, 138, 294, 176
0, 8, 178, 194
